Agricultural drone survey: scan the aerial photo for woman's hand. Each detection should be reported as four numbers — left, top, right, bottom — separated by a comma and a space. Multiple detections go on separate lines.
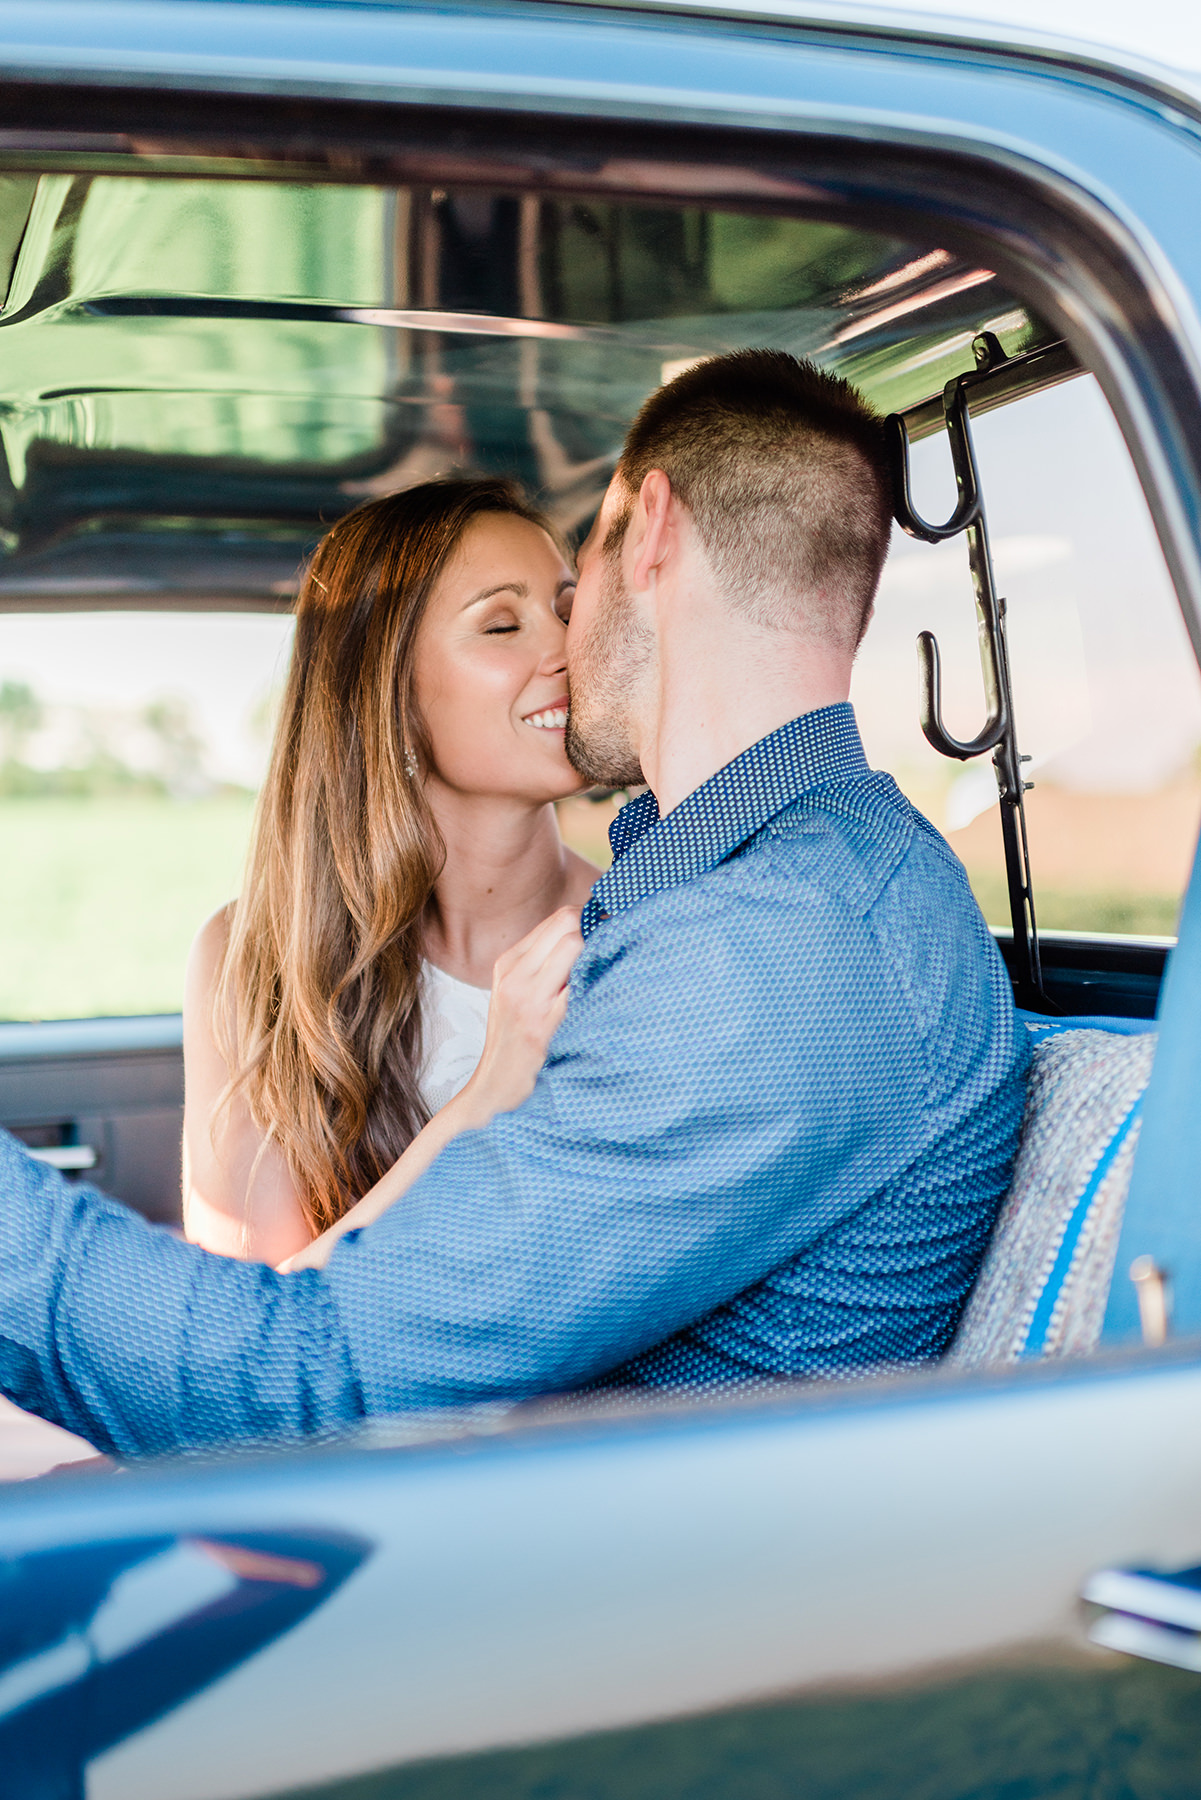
458, 905, 584, 1123
278, 907, 583, 1273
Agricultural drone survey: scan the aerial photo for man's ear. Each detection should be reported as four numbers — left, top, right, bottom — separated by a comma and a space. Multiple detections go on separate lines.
628, 470, 676, 591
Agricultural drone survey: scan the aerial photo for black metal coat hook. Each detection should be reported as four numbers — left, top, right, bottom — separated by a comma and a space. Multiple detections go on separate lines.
888, 382, 1009, 763
884, 332, 1053, 1011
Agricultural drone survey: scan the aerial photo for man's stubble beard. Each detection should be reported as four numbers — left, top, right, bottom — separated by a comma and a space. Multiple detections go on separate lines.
565, 544, 651, 788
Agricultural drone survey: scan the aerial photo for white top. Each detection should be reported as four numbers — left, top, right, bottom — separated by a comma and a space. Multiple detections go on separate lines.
417, 960, 490, 1116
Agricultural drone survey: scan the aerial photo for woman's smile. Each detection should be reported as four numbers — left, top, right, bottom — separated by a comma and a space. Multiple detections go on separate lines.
523, 700, 570, 731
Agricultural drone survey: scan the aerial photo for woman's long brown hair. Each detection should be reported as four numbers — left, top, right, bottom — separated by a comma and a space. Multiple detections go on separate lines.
213, 476, 557, 1236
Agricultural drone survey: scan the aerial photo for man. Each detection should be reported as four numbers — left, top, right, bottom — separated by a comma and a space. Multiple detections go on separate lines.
0, 351, 1029, 1456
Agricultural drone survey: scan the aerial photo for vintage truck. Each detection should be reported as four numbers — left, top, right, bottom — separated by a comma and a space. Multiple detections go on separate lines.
2, 0, 1201, 1793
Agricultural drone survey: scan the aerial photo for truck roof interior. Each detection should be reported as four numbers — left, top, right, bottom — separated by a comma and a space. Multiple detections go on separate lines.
0, 172, 1065, 609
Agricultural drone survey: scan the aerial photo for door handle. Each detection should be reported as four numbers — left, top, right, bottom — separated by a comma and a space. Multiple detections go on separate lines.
1081, 1565, 1201, 1671
26, 1145, 98, 1173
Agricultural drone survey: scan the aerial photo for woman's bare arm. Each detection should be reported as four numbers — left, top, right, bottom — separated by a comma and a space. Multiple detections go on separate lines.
280, 906, 583, 1272
182, 907, 315, 1264
275, 1087, 489, 1271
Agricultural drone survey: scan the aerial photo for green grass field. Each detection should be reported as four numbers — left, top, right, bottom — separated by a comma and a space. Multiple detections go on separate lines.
0, 793, 256, 1020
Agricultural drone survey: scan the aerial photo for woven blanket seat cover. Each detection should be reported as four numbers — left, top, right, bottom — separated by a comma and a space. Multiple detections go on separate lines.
948, 1028, 1155, 1368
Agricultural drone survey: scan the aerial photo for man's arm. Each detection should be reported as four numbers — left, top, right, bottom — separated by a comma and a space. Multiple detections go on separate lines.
0, 1139, 361, 1456
321, 877, 912, 1415
0, 876, 919, 1454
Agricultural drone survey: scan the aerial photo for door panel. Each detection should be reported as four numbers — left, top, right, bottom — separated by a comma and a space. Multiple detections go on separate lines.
0, 1354, 1196, 1800
0, 1016, 183, 1224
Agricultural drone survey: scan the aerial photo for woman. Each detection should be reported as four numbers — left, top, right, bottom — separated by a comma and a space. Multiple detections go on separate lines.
182, 477, 597, 1267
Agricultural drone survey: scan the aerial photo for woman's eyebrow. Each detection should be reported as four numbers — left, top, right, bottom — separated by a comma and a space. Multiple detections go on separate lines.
462, 574, 576, 609
463, 579, 529, 607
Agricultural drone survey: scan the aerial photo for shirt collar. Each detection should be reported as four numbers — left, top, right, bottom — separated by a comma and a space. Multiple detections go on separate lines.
581, 702, 868, 936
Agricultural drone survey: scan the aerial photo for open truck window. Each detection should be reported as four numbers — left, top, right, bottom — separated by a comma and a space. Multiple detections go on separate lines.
0, 176, 1091, 1024
0, 169, 1191, 1204
4, 178, 1192, 1015
0, 609, 292, 1020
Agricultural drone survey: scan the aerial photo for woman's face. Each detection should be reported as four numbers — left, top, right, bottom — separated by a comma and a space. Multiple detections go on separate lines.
412, 512, 581, 805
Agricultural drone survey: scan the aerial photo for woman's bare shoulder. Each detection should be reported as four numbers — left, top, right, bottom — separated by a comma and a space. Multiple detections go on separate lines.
184, 903, 236, 1013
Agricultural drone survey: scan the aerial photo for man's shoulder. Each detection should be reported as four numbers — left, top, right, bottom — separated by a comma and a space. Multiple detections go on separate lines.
575, 768, 989, 985
746, 769, 953, 918
573, 777, 909, 988
573, 842, 846, 992
720, 769, 1001, 1005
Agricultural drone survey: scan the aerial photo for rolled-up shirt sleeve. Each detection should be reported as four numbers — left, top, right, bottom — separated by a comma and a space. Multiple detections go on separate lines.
0, 1142, 361, 1455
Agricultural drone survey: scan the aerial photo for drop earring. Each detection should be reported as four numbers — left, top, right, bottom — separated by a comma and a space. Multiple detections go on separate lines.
403, 745, 418, 780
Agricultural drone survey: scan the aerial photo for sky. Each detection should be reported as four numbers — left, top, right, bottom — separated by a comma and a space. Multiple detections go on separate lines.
703, 0, 1201, 80
912, 0, 1201, 73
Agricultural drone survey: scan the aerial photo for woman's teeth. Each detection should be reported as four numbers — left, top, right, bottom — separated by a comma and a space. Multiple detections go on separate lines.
525, 707, 568, 729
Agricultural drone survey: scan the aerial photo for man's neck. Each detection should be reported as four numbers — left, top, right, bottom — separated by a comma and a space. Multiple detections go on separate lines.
637, 625, 853, 817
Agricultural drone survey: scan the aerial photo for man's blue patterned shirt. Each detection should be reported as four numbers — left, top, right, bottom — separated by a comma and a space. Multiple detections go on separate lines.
0, 704, 1030, 1455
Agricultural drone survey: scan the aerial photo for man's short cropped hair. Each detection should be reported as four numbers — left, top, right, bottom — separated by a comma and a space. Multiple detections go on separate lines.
612, 349, 892, 649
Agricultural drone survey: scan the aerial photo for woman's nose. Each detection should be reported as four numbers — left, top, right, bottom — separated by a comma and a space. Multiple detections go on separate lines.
538, 615, 569, 673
